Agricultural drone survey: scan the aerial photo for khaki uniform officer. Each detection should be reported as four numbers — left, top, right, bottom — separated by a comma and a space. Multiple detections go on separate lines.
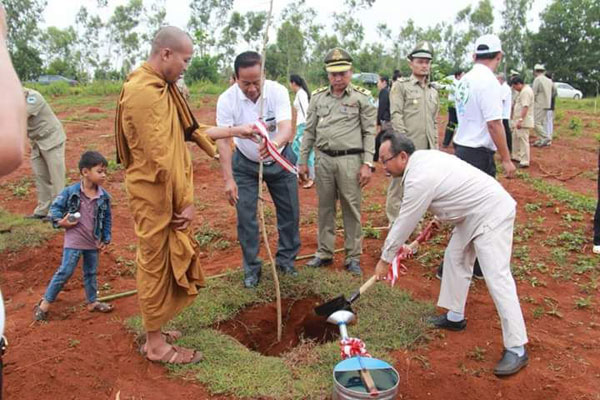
532, 64, 553, 147
299, 48, 376, 275
510, 77, 534, 168
24, 88, 66, 219
386, 41, 439, 225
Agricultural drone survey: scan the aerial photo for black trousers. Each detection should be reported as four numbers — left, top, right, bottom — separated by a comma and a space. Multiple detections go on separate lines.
454, 143, 496, 178
594, 150, 600, 245
503, 119, 512, 153
443, 106, 458, 147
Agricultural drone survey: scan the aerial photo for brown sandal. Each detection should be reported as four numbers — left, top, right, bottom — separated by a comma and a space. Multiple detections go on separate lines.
148, 345, 203, 364
138, 330, 184, 356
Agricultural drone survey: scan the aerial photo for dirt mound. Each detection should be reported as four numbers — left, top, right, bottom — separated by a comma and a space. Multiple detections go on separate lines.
215, 297, 339, 356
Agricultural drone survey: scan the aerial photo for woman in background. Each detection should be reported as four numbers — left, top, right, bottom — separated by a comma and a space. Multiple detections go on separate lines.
289, 74, 314, 188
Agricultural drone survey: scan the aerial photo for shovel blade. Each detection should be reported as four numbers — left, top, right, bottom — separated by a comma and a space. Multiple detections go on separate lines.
314, 295, 352, 317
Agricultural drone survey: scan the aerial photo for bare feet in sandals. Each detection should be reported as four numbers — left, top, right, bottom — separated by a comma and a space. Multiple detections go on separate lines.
302, 179, 314, 189
142, 330, 203, 364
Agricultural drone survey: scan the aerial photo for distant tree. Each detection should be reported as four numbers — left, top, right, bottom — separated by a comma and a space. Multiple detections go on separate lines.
188, 0, 234, 57
4, 0, 47, 80
109, 0, 144, 77
525, 0, 600, 96
499, 0, 533, 73
185, 55, 220, 83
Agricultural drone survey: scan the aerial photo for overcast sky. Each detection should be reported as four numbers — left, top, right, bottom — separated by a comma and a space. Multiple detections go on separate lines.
44, 0, 552, 45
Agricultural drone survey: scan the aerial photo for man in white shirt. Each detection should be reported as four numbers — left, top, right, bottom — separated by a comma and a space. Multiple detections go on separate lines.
216, 51, 300, 288
374, 132, 529, 377
496, 73, 513, 153
454, 34, 515, 179
442, 34, 516, 280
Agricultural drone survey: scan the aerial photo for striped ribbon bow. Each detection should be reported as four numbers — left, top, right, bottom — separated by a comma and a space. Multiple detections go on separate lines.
253, 120, 298, 176
340, 337, 371, 360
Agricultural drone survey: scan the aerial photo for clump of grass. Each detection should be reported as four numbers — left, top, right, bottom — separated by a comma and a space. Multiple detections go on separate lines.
567, 117, 583, 136
0, 208, 56, 252
517, 172, 596, 213
127, 267, 433, 399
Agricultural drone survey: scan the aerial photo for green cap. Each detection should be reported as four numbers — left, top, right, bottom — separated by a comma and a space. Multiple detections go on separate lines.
408, 41, 434, 60
324, 48, 353, 72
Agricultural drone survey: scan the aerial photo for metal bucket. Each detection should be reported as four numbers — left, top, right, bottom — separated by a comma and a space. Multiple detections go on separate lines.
332, 357, 399, 400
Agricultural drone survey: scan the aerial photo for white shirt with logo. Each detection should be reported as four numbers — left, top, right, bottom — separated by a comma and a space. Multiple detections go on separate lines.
217, 80, 292, 162
454, 63, 503, 151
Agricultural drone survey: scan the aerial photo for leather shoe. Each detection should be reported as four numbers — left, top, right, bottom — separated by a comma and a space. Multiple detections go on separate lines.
243, 270, 261, 288
278, 265, 298, 277
306, 257, 333, 268
428, 314, 466, 331
436, 262, 443, 280
345, 260, 362, 275
473, 260, 484, 280
494, 349, 529, 376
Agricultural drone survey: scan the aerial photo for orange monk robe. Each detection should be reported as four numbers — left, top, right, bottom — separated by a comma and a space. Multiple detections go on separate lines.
115, 63, 213, 331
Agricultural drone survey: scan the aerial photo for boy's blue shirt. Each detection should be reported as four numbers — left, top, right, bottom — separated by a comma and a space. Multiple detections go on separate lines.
49, 181, 112, 244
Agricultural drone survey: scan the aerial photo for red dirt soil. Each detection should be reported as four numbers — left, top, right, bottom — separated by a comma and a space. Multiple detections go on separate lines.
0, 96, 598, 399
215, 297, 338, 356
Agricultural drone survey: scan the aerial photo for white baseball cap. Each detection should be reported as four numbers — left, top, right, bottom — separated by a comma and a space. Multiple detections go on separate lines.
474, 34, 503, 55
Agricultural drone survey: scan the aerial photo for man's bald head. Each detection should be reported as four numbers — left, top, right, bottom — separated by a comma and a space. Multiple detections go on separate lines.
151, 26, 192, 55
147, 26, 194, 83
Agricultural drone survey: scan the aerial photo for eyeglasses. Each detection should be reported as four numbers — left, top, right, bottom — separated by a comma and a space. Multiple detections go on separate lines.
380, 153, 398, 166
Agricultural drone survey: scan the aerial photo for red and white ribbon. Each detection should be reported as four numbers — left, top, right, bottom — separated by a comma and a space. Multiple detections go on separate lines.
386, 219, 438, 286
253, 120, 298, 176
340, 337, 371, 360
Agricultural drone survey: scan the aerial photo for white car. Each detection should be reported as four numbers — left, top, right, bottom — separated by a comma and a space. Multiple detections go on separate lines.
555, 82, 583, 99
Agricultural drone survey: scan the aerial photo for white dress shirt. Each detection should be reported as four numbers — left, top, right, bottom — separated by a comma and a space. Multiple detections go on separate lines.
454, 63, 503, 151
216, 80, 292, 162
381, 150, 516, 262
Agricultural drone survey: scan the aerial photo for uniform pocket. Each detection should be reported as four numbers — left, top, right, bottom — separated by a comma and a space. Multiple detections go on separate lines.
317, 105, 331, 118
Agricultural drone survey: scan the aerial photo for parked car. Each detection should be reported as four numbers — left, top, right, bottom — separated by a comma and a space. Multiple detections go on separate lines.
352, 72, 379, 86
555, 82, 582, 99
36, 75, 78, 86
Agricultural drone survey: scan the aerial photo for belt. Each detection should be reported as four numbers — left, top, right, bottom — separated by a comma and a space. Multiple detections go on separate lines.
319, 148, 364, 157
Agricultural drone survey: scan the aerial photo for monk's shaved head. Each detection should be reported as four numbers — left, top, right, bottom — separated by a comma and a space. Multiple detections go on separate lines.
151, 26, 193, 55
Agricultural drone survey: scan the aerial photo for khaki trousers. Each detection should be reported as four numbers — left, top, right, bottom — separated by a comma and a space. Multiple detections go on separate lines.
385, 176, 403, 225
534, 107, 549, 141
31, 142, 66, 216
315, 152, 362, 263
511, 128, 531, 166
438, 211, 528, 349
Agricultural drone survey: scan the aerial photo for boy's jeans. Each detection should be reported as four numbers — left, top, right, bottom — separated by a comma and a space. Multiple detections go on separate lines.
43, 248, 99, 303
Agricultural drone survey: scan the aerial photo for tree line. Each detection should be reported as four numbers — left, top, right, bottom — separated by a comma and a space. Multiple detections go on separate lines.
5, 0, 599, 96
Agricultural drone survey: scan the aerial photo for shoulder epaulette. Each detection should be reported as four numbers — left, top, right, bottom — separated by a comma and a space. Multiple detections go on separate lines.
312, 86, 328, 96
351, 84, 372, 96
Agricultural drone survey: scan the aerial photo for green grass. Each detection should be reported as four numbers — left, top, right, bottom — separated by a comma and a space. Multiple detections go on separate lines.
516, 171, 596, 213
127, 267, 433, 399
0, 208, 56, 252
556, 97, 600, 113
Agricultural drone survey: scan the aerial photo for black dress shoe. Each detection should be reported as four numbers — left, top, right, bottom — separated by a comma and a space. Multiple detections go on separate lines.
278, 265, 298, 277
494, 349, 529, 376
427, 314, 466, 331
436, 262, 443, 280
306, 257, 333, 268
345, 260, 362, 275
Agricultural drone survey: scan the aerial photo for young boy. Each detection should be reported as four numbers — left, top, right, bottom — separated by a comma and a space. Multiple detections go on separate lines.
34, 151, 113, 321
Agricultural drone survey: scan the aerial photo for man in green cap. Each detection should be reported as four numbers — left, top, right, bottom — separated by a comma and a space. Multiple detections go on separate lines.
23, 87, 66, 220
386, 41, 439, 225
298, 47, 376, 275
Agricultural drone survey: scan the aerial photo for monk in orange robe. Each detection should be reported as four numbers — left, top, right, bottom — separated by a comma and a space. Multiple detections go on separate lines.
115, 26, 257, 364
